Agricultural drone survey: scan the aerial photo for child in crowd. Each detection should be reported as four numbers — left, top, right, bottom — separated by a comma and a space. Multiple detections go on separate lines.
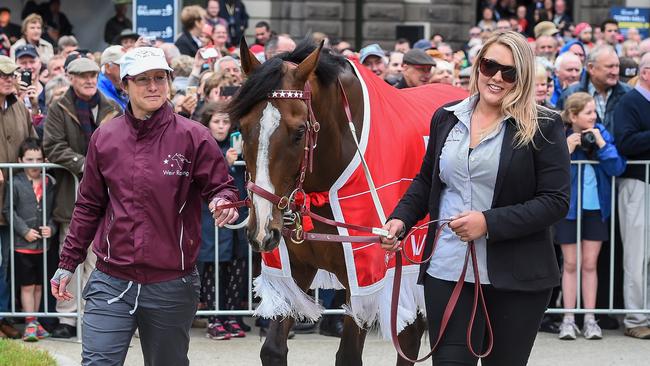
556, 92, 626, 340
197, 101, 249, 340
2, 137, 56, 342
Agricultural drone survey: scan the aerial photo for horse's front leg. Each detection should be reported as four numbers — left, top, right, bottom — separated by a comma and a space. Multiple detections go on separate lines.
260, 317, 295, 366
335, 315, 368, 366
395, 313, 427, 366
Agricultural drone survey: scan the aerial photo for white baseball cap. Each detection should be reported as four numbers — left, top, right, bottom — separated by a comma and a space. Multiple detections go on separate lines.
119, 47, 172, 80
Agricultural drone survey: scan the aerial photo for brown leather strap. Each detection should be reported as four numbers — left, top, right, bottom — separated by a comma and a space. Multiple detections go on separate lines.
281, 227, 379, 243
213, 199, 250, 210
390, 224, 493, 363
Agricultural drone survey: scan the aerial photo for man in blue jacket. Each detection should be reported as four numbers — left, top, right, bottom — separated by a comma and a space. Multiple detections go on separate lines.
558, 45, 631, 133
97, 45, 127, 110
613, 52, 650, 340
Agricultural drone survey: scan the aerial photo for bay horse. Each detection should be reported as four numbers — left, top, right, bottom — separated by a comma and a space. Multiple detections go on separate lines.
229, 39, 456, 365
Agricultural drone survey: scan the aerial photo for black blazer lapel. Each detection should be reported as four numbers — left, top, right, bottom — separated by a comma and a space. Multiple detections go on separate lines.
491, 119, 516, 207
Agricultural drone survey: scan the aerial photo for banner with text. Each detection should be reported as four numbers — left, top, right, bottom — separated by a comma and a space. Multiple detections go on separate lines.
610, 7, 649, 39
133, 0, 178, 43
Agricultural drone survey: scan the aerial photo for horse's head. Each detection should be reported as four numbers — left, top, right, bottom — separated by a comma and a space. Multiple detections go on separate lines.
230, 38, 324, 252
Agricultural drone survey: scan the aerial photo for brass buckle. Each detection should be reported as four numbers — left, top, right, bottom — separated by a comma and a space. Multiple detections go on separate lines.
312, 121, 321, 132
277, 196, 289, 210
291, 225, 305, 244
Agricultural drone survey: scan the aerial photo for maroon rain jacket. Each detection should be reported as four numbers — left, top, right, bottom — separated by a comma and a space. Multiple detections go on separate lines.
59, 103, 238, 283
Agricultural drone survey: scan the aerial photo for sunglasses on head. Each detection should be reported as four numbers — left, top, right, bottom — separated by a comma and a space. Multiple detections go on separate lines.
479, 57, 517, 83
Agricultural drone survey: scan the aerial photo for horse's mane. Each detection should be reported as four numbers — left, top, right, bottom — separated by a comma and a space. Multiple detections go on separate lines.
229, 40, 348, 122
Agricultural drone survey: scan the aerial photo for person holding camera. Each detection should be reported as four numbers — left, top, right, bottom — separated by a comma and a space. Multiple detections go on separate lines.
555, 92, 626, 340
0, 56, 37, 339
14, 45, 45, 117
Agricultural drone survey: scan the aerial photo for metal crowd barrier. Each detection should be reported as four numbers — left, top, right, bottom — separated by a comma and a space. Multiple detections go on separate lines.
546, 160, 650, 315
0, 163, 82, 340
2, 160, 649, 343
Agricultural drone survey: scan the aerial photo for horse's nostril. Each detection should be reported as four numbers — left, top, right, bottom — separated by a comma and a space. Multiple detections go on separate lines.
248, 232, 263, 252
270, 228, 280, 242
262, 228, 281, 250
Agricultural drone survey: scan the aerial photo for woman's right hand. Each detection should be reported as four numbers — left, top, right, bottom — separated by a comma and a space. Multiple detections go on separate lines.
567, 132, 581, 154
380, 219, 405, 252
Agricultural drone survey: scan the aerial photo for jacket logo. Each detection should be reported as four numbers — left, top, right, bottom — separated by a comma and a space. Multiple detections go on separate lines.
163, 153, 191, 177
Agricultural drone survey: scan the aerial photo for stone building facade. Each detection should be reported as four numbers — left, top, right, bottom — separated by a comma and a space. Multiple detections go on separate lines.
241, 0, 626, 50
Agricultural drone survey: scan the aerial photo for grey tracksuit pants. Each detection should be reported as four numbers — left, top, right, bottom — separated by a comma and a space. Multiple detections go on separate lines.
81, 268, 200, 366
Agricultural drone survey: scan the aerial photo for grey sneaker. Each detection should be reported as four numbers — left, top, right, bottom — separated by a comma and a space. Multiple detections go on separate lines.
559, 320, 580, 340
583, 319, 603, 340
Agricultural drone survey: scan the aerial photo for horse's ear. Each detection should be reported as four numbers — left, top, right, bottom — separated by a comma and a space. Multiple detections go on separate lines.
294, 40, 324, 85
239, 36, 261, 76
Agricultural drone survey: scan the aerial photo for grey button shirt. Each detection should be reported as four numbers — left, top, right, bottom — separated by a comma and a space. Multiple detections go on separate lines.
427, 95, 507, 284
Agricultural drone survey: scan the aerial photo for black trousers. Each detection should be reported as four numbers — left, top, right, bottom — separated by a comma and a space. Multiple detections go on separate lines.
423, 275, 551, 366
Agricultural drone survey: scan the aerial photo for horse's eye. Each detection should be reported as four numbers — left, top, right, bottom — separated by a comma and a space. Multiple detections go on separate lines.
293, 126, 306, 144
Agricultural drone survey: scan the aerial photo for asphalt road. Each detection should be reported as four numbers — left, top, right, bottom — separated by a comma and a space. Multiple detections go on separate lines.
25, 323, 650, 366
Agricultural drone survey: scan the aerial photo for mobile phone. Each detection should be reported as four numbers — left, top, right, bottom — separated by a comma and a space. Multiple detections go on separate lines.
20, 70, 32, 85
185, 86, 197, 98
220, 85, 240, 97
200, 47, 219, 59
230, 131, 243, 156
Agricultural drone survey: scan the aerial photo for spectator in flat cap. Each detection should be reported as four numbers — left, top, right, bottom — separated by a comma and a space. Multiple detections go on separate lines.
396, 49, 436, 89
43, 55, 121, 340
359, 43, 387, 79
535, 22, 559, 63
98, 45, 127, 109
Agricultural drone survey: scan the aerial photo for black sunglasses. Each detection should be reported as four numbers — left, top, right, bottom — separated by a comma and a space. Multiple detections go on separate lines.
479, 57, 517, 83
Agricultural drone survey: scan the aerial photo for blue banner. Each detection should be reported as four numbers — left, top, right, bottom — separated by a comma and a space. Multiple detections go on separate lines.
133, 0, 178, 43
610, 7, 650, 39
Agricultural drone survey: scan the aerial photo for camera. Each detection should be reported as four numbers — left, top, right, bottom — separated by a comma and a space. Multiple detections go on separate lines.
580, 131, 597, 151
20, 70, 32, 85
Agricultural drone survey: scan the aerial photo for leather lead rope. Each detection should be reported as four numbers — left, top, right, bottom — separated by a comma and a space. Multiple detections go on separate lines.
390, 222, 493, 363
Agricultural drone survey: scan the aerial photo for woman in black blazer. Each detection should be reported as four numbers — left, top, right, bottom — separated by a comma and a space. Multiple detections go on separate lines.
381, 31, 570, 365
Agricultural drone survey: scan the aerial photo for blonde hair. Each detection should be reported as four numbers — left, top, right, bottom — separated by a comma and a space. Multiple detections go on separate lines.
469, 31, 539, 147
21, 13, 43, 35
180, 5, 206, 31
561, 92, 594, 125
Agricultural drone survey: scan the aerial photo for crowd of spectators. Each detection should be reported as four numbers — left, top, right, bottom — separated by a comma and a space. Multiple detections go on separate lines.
0, 0, 649, 346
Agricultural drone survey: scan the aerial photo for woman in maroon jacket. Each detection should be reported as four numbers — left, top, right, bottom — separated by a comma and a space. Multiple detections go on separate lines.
50, 47, 239, 365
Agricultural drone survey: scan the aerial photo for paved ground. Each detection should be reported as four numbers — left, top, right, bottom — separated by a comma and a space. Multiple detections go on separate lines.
18, 320, 650, 366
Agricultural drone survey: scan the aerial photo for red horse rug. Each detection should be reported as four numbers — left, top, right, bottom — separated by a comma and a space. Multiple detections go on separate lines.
254, 60, 468, 338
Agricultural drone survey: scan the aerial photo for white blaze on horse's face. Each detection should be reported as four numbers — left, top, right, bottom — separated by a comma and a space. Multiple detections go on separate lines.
253, 102, 281, 244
